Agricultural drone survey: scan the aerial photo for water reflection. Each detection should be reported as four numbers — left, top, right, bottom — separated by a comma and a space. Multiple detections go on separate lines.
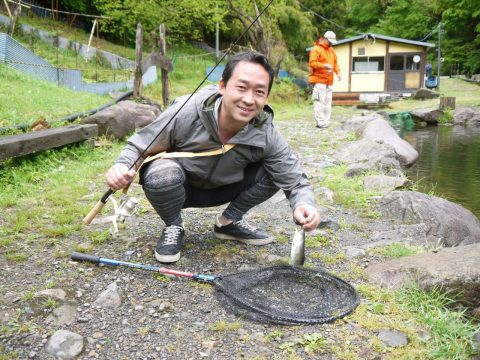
404, 125, 480, 218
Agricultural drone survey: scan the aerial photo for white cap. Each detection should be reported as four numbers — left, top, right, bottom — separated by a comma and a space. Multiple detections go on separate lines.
324, 31, 337, 44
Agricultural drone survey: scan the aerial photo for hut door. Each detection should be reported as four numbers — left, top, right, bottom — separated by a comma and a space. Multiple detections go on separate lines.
387, 53, 422, 92
387, 55, 406, 91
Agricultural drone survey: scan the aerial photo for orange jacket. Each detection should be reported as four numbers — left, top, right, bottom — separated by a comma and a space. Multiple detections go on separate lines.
308, 38, 340, 86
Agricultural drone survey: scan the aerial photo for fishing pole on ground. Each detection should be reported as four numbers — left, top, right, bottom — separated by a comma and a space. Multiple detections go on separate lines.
82, 0, 275, 225
71, 252, 359, 325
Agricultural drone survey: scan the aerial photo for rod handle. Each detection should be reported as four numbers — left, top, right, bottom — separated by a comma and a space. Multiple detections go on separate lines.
82, 200, 106, 224
82, 189, 114, 225
71, 252, 101, 264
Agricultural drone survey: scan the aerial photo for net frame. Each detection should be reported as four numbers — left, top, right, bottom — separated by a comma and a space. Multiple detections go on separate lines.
213, 265, 360, 325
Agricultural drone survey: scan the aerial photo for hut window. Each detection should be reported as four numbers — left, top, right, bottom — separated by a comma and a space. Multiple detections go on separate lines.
353, 56, 385, 72
358, 48, 365, 55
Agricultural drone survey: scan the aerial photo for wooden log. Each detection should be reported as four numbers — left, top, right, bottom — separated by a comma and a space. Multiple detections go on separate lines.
0, 124, 97, 161
439, 96, 456, 110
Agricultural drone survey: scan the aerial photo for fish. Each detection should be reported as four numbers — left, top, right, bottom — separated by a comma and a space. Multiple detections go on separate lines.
290, 227, 305, 266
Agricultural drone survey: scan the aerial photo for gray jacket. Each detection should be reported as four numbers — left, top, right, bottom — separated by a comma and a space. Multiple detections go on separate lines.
116, 85, 315, 210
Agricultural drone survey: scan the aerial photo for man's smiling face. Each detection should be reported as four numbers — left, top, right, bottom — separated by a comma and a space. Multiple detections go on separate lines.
218, 61, 270, 128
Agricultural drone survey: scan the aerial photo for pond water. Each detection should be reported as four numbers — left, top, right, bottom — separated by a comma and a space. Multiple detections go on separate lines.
402, 125, 480, 218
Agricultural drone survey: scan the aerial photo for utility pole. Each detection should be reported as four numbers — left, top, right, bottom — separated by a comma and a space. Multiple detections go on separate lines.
437, 22, 442, 91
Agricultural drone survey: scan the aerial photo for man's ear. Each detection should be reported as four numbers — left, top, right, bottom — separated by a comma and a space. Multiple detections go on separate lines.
219, 79, 226, 95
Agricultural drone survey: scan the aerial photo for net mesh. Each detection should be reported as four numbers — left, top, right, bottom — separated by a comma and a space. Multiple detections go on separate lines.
213, 265, 359, 325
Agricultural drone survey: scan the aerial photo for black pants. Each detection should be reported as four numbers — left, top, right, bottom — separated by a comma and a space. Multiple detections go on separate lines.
141, 159, 279, 226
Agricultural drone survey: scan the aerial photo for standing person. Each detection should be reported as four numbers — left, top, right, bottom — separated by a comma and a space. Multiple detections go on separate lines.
106, 51, 321, 263
309, 31, 341, 128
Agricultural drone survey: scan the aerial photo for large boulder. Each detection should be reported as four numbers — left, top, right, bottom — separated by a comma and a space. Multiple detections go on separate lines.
83, 100, 161, 139
365, 243, 480, 307
333, 138, 402, 175
341, 113, 383, 132
410, 108, 443, 125
361, 118, 418, 166
378, 191, 480, 247
363, 175, 409, 195
452, 107, 480, 125
412, 88, 440, 100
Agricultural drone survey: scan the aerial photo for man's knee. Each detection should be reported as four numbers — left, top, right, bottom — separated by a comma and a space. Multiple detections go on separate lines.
142, 159, 185, 190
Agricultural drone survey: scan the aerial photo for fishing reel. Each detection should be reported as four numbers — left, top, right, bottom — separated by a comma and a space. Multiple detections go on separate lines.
91, 195, 139, 237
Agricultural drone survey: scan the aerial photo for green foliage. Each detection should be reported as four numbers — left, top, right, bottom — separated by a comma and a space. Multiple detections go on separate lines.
396, 284, 478, 358
370, 243, 424, 258
0, 64, 108, 129
438, 108, 453, 124
372, 0, 437, 40
94, 0, 221, 46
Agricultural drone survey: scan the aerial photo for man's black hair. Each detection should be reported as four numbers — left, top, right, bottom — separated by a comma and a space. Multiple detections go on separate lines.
221, 51, 275, 94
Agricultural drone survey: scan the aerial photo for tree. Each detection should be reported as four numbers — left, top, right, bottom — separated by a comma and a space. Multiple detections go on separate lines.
436, 0, 480, 76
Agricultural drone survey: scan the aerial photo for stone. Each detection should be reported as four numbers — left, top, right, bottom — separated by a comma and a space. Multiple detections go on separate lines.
92, 281, 122, 308
377, 329, 408, 347
366, 243, 480, 307
412, 88, 440, 100
45, 330, 84, 359
83, 100, 161, 139
363, 175, 408, 195
333, 138, 402, 174
378, 191, 480, 246
410, 108, 443, 125
360, 118, 419, 166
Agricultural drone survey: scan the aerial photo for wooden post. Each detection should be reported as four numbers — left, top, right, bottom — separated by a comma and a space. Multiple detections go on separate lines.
159, 24, 169, 107
134, 22, 143, 98
8, 0, 22, 36
439, 97, 456, 110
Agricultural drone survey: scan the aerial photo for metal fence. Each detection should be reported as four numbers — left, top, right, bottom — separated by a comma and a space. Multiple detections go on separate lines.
0, 29, 157, 95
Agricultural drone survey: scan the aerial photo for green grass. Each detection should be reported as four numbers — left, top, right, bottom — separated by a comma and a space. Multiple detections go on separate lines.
396, 284, 478, 359
370, 243, 425, 258
0, 63, 108, 128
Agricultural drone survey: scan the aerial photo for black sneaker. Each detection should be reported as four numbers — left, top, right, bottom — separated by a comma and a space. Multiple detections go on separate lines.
214, 216, 274, 245
154, 225, 184, 263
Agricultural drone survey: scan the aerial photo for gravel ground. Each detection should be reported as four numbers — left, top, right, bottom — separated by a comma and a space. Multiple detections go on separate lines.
1, 113, 403, 359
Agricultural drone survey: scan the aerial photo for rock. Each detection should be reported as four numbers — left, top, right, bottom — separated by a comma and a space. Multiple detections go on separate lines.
412, 88, 440, 100
35, 289, 67, 301
83, 100, 161, 139
344, 247, 366, 258
365, 243, 480, 307
333, 138, 402, 174
360, 118, 419, 166
410, 108, 443, 124
256, 252, 283, 265
368, 223, 429, 246
92, 281, 122, 308
377, 329, 408, 347
363, 175, 408, 195
452, 107, 480, 125
315, 186, 335, 204
341, 113, 384, 132
378, 191, 480, 246
45, 330, 84, 359
46, 303, 77, 325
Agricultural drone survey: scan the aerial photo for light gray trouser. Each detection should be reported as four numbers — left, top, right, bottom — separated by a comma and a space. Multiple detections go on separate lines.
141, 159, 279, 226
312, 83, 333, 127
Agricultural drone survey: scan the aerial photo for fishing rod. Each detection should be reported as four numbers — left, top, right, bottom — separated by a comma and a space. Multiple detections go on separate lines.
71, 252, 216, 281
82, 0, 275, 225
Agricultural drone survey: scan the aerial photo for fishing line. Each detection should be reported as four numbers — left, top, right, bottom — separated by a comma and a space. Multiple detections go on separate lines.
83, 0, 275, 224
